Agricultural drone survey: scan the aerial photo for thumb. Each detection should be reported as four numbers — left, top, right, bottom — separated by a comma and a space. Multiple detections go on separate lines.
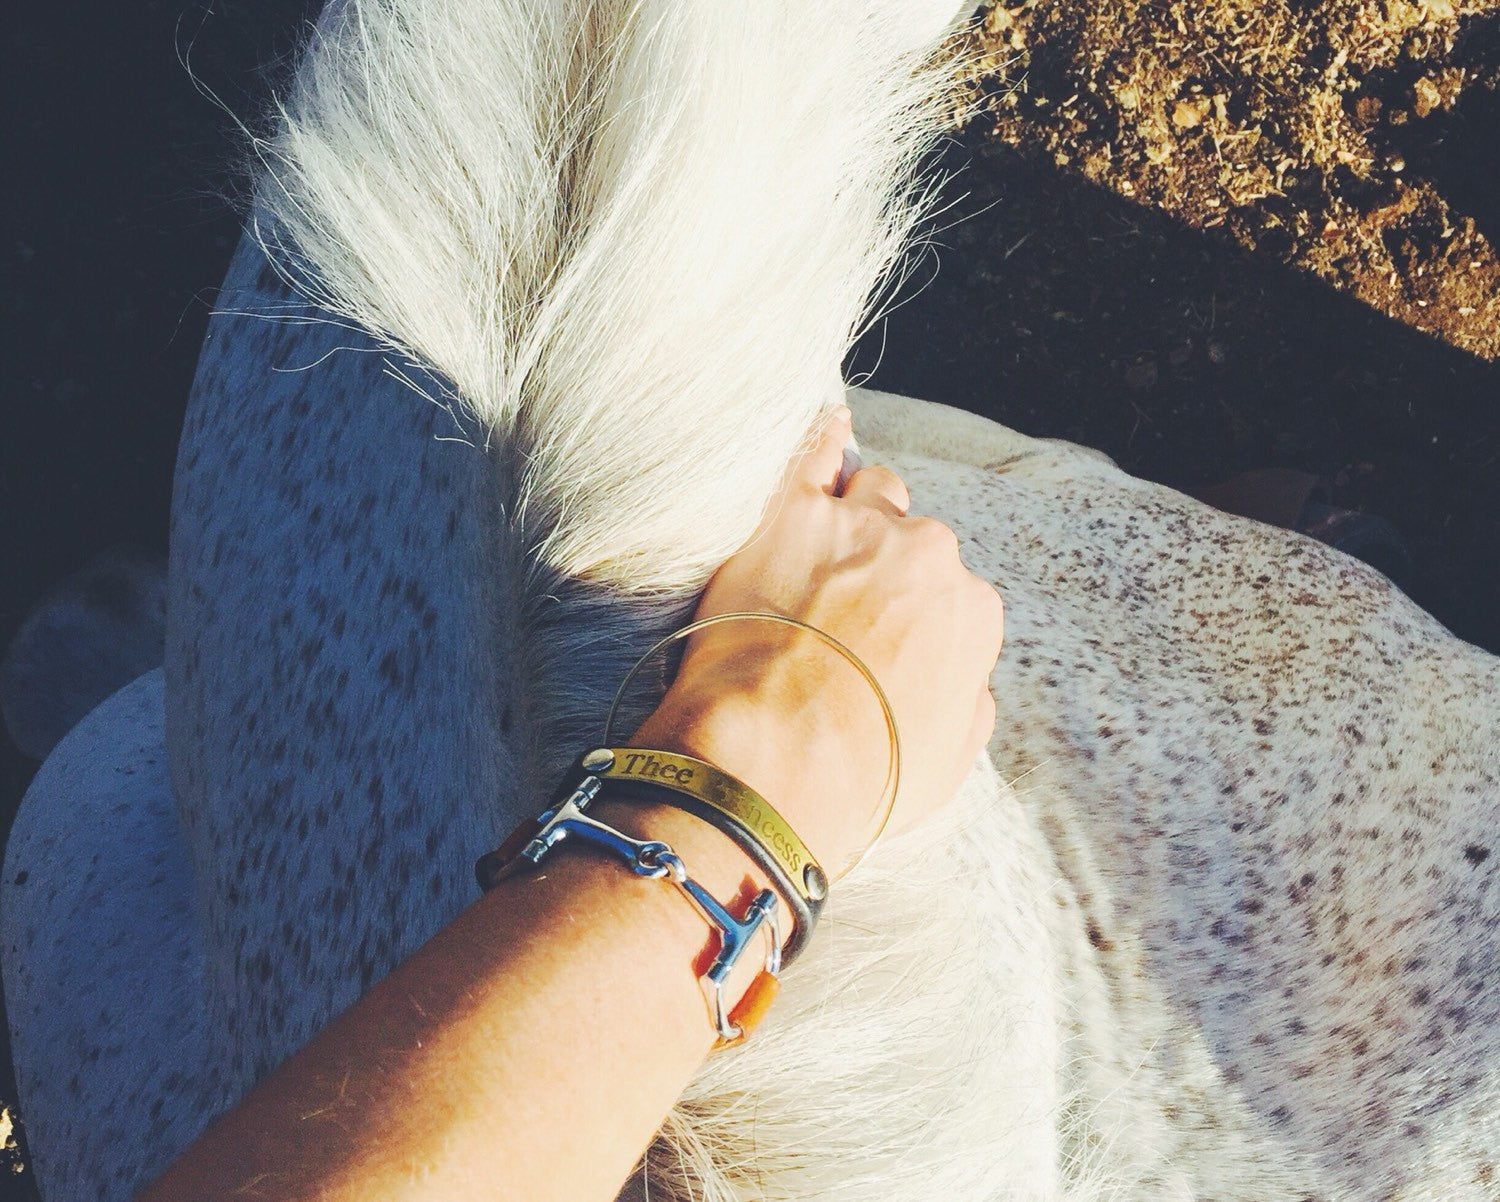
793, 405, 853, 495
742, 406, 853, 554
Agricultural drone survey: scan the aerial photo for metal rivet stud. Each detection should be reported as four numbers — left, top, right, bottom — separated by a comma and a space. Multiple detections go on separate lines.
803, 863, 828, 902
582, 748, 616, 772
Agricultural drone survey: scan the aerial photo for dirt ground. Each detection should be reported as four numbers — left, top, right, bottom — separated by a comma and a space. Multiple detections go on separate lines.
965, 0, 1500, 357
2, 0, 1496, 1192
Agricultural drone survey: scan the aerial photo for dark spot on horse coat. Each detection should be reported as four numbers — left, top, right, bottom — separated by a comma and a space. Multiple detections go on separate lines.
254, 255, 283, 295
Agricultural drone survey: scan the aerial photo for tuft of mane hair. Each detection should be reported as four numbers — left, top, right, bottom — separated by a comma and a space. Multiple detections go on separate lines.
246, 4, 1070, 1198
254, 0, 972, 593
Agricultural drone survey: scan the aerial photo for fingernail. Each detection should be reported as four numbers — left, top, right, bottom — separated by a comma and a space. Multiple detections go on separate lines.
829, 405, 852, 428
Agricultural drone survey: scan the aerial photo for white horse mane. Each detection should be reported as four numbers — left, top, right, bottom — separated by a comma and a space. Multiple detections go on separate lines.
253, 0, 961, 591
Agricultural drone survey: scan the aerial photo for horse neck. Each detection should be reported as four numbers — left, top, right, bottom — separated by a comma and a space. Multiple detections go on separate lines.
169, 0, 968, 1088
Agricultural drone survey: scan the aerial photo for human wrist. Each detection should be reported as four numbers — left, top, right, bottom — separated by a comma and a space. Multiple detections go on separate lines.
632, 642, 884, 876
578, 793, 787, 1035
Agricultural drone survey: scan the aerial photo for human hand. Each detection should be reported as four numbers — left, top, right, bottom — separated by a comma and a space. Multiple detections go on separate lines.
633, 405, 1004, 874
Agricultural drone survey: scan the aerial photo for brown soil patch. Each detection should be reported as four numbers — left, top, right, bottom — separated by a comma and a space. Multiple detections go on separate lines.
960, 0, 1499, 358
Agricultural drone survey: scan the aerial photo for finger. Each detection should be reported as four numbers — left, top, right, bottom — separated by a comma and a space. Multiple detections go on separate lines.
972, 578, 1006, 665
791, 405, 853, 495
968, 686, 998, 756
843, 464, 911, 516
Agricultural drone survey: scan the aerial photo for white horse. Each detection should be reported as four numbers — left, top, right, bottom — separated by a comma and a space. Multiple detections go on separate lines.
5, 1, 1497, 1198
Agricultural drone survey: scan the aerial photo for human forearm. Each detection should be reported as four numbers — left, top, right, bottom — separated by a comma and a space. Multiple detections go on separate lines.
139, 790, 779, 1202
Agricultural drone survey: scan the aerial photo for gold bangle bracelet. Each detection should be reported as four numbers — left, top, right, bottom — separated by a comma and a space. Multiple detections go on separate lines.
603, 611, 901, 880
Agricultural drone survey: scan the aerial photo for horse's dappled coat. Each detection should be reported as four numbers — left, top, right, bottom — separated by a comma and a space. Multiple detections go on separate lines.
4, 1, 1497, 1198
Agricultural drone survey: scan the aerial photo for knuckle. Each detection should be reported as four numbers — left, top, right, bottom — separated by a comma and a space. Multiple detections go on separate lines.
975, 578, 1005, 623
974, 688, 998, 742
966, 579, 1005, 651
978, 688, 997, 722
858, 464, 902, 493
848, 464, 910, 513
909, 515, 959, 553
